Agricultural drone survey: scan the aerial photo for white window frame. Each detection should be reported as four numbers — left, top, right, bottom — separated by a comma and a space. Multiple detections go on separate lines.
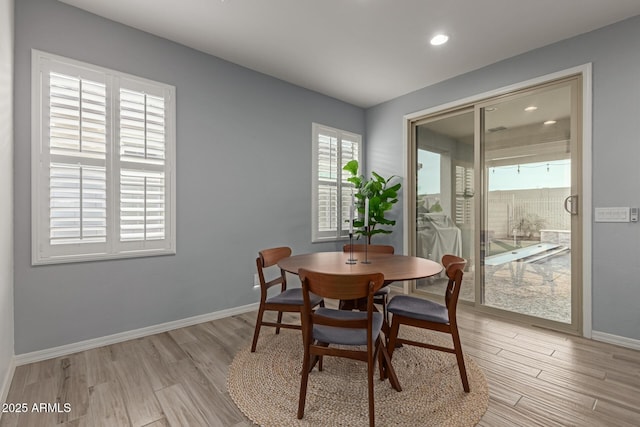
31, 50, 176, 265
311, 123, 362, 242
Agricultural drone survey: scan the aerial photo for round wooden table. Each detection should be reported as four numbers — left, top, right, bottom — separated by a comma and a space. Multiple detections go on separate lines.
278, 251, 443, 281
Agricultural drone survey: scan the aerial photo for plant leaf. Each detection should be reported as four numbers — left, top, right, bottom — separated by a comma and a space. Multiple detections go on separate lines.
347, 176, 362, 186
371, 171, 386, 183
343, 159, 359, 176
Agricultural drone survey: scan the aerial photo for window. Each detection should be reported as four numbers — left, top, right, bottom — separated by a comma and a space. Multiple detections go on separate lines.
455, 164, 474, 225
31, 50, 176, 264
312, 123, 362, 242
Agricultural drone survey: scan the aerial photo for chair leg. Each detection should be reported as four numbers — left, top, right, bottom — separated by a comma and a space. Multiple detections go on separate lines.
374, 295, 389, 328
367, 349, 375, 427
387, 319, 401, 359
250, 306, 265, 353
318, 342, 329, 371
451, 326, 470, 392
377, 340, 385, 381
275, 311, 283, 334
381, 295, 389, 327
297, 348, 312, 420
308, 342, 328, 372
379, 342, 402, 392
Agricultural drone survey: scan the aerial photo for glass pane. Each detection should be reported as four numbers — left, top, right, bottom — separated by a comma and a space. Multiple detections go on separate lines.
481, 84, 572, 323
415, 111, 475, 302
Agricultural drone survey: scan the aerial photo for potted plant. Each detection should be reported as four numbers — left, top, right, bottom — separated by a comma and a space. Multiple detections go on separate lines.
343, 160, 402, 243
514, 213, 546, 240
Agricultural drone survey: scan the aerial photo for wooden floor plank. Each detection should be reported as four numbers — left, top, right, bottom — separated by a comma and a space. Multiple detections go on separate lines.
169, 358, 245, 426
516, 395, 638, 427
479, 398, 564, 427
498, 348, 606, 380
136, 336, 180, 392
155, 384, 208, 427
55, 353, 89, 424
112, 353, 164, 426
482, 366, 597, 412
84, 345, 116, 388
17, 378, 62, 427
593, 398, 640, 425
88, 381, 131, 427
537, 368, 640, 412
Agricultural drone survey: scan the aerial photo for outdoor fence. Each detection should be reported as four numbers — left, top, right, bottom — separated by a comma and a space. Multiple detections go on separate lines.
488, 187, 571, 238
420, 187, 571, 239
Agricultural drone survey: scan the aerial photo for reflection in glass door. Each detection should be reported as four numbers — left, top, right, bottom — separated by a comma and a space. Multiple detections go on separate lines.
414, 110, 475, 302
480, 79, 580, 329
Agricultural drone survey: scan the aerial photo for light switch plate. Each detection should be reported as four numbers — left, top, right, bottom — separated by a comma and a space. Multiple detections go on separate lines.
594, 207, 630, 222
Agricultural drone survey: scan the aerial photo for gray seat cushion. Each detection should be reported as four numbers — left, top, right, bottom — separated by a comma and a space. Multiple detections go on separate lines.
374, 286, 390, 296
387, 295, 449, 324
266, 288, 322, 306
312, 308, 383, 346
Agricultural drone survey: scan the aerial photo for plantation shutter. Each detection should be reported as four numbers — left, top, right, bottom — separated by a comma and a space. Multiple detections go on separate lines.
340, 136, 359, 232
45, 67, 109, 255
455, 165, 474, 225
116, 81, 170, 250
312, 123, 362, 241
317, 130, 339, 233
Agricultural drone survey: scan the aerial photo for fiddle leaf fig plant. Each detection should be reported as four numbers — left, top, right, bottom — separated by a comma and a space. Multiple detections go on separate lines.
343, 159, 402, 243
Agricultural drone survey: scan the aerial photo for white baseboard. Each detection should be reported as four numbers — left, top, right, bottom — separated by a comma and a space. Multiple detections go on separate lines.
0, 356, 15, 406
15, 303, 259, 366
592, 330, 640, 351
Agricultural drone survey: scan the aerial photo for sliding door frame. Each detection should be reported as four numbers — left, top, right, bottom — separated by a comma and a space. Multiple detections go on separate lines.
402, 64, 593, 337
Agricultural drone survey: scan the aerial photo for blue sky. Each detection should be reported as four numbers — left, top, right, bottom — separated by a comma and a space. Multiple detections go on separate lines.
418, 150, 571, 193
488, 160, 571, 191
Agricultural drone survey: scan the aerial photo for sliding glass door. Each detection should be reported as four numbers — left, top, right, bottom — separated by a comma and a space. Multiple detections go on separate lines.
409, 76, 582, 333
479, 79, 581, 330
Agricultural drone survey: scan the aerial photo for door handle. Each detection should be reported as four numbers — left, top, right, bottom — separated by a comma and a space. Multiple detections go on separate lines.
564, 195, 578, 215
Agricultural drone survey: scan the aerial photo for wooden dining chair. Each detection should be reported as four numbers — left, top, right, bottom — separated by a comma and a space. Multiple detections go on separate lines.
250, 247, 324, 353
386, 254, 470, 392
297, 268, 401, 427
343, 244, 395, 323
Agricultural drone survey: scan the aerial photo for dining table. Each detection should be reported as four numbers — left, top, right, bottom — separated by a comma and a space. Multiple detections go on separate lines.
279, 251, 443, 311
278, 250, 443, 283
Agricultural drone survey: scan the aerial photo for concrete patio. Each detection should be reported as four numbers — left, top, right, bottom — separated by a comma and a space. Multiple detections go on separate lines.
415, 251, 571, 324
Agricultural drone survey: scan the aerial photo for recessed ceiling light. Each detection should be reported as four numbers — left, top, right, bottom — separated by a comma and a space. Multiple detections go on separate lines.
430, 34, 449, 46
544, 120, 557, 125
524, 106, 538, 112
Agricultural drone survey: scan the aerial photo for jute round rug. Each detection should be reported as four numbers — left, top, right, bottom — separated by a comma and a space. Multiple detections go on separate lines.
228, 328, 488, 426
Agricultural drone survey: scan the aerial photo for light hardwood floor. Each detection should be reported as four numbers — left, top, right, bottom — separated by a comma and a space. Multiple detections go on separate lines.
1, 305, 639, 426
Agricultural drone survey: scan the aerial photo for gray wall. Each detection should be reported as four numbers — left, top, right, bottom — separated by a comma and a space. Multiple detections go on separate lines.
14, 0, 364, 354
366, 15, 640, 341
0, 0, 14, 397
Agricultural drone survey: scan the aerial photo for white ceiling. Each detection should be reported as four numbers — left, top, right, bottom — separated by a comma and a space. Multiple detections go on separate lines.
59, 0, 640, 108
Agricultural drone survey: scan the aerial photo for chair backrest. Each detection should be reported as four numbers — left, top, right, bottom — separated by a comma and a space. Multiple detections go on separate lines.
343, 244, 394, 254
299, 268, 384, 331
256, 247, 292, 291
441, 254, 467, 314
